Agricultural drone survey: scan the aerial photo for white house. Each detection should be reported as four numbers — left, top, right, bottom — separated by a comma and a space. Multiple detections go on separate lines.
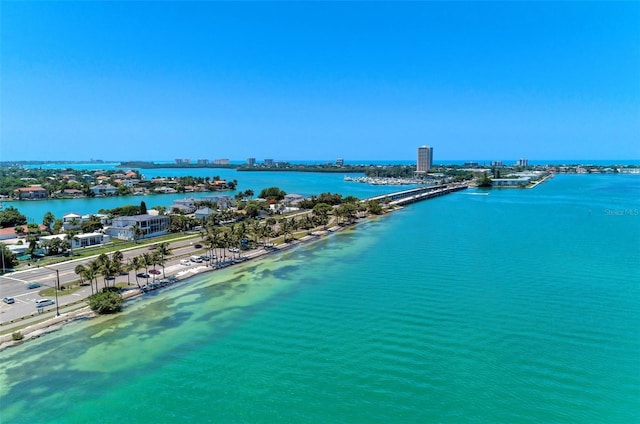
194, 207, 215, 220
90, 184, 117, 196
39, 232, 111, 251
106, 214, 171, 241
62, 213, 83, 231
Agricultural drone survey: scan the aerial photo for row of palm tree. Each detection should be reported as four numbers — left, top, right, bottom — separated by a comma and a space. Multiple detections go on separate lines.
197, 208, 346, 266
74, 242, 173, 293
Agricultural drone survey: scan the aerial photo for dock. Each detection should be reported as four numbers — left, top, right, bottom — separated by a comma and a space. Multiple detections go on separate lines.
366, 183, 468, 206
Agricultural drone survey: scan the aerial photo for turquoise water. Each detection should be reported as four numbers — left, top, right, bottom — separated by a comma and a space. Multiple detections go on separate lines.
1, 174, 639, 423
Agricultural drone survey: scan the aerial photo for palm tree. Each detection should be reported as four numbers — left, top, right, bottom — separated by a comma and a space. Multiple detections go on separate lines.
86, 259, 101, 293
74, 264, 89, 294
156, 242, 172, 278
131, 223, 144, 243
111, 251, 124, 286
42, 211, 55, 232
131, 256, 144, 288
26, 236, 38, 260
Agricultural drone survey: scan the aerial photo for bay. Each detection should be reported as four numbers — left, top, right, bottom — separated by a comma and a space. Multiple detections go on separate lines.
5, 169, 411, 223
1, 174, 639, 423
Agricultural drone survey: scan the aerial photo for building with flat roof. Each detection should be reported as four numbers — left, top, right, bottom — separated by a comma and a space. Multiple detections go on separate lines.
107, 214, 170, 241
417, 145, 433, 172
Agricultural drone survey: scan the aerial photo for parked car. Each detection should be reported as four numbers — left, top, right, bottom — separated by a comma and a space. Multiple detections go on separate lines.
27, 282, 41, 289
194, 244, 202, 249
3, 297, 15, 304
229, 247, 239, 253
180, 259, 191, 266
136, 272, 150, 279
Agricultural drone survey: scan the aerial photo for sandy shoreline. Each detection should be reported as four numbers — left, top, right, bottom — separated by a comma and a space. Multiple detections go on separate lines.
0, 223, 357, 350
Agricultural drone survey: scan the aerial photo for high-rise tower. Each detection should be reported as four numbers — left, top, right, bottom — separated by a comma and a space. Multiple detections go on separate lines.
417, 145, 433, 172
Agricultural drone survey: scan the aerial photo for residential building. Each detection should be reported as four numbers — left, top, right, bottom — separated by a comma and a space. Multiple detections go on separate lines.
39, 232, 110, 251
14, 185, 47, 199
200, 195, 234, 209
214, 159, 230, 165
246, 157, 256, 166
197, 159, 210, 165
172, 198, 198, 214
417, 145, 433, 172
194, 207, 216, 220
106, 214, 170, 241
336, 158, 344, 166
62, 213, 83, 230
264, 159, 274, 166
90, 184, 117, 196
517, 158, 529, 167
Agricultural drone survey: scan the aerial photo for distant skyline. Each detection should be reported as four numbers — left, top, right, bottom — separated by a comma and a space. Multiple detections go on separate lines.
2, 2, 639, 162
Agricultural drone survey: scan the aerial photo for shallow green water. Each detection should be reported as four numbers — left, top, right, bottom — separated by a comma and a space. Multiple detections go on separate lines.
1, 174, 639, 423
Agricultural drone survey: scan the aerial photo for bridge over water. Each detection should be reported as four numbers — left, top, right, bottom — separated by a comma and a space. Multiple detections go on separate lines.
366, 183, 468, 206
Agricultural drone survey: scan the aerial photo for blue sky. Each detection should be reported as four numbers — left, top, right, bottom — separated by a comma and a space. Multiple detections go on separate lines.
2, 1, 639, 162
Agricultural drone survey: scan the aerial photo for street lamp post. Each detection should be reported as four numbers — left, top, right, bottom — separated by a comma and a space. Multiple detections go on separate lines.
42, 265, 61, 317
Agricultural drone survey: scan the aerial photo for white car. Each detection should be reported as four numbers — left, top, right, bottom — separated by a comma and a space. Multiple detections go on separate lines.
35, 299, 55, 307
179, 259, 191, 266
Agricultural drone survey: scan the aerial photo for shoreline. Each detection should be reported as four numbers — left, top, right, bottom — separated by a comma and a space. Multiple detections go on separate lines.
0, 220, 366, 350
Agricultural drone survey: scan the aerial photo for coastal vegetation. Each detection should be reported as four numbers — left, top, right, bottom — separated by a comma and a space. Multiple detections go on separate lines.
88, 289, 123, 314
0, 206, 27, 227
0, 166, 236, 200
477, 172, 493, 188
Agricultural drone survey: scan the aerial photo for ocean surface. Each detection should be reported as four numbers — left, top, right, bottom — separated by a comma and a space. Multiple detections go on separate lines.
1, 174, 639, 423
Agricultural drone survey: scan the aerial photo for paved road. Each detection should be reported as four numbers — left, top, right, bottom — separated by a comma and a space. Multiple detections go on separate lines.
0, 235, 215, 325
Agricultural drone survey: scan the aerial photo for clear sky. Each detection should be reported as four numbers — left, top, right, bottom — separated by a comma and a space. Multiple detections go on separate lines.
2, 1, 639, 162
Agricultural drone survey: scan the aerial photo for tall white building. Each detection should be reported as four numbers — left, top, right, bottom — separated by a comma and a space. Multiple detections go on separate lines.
417, 145, 433, 172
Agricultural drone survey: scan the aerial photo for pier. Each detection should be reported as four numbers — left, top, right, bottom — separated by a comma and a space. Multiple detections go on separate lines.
366, 183, 468, 206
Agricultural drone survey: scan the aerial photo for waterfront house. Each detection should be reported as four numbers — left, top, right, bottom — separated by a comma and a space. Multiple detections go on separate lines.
14, 185, 47, 199
154, 186, 178, 194
200, 195, 234, 210
284, 193, 304, 206
106, 214, 170, 241
55, 188, 84, 198
90, 184, 117, 196
172, 198, 198, 214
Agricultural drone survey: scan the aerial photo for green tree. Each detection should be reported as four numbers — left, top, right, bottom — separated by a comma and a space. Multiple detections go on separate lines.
42, 211, 55, 231
0, 243, 18, 271
0, 206, 27, 228
156, 242, 172, 278
312, 203, 332, 229
366, 200, 383, 215
140, 201, 148, 215
258, 187, 286, 201
477, 172, 493, 188
88, 290, 122, 314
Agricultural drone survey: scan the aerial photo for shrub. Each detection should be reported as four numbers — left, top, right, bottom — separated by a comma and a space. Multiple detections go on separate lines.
12, 331, 24, 341
88, 290, 123, 314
